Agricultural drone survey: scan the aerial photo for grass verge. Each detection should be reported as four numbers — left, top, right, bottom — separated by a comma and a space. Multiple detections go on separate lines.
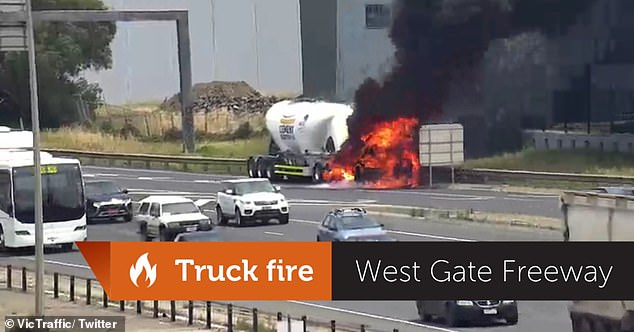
464, 148, 634, 177
41, 126, 269, 158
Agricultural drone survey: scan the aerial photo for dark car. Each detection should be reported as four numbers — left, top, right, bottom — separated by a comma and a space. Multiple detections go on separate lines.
84, 180, 133, 223
173, 230, 222, 242
416, 300, 518, 327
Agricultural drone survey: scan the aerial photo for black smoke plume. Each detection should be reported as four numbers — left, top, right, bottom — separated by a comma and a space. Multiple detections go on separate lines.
334, 0, 597, 161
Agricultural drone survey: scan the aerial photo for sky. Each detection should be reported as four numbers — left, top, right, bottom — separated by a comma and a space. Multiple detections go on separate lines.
81, 0, 303, 105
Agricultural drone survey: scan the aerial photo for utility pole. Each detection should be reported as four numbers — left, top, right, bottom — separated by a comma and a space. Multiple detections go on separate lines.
24, 0, 45, 316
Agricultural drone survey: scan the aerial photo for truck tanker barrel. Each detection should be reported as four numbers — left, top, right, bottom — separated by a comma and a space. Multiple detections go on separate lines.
247, 98, 353, 182
560, 189, 634, 332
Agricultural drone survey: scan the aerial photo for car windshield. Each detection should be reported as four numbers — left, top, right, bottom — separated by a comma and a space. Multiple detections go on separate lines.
162, 202, 200, 215
234, 181, 276, 195
85, 181, 121, 195
336, 215, 382, 230
177, 232, 222, 242
13, 164, 85, 223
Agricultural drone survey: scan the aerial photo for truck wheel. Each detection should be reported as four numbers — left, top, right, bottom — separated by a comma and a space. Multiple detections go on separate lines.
354, 165, 364, 183
312, 164, 325, 183
256, 158, 266, 178
247, 157, 257, 178
265, 162, 279, 181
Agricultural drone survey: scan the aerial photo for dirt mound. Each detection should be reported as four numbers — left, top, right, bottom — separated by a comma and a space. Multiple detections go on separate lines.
161, 81, 282, 114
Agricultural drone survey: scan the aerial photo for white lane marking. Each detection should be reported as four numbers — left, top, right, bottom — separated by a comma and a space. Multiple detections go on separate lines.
507, 193, 559, 198
137, 177, 153, 180
18, 257, 91, 270
95, 173, 119, 177
291, 219, 474, 242
387, 230, 474, 242
287, 301, 458, 332
83, 174, 95, 177
194, 180, 218, 183
264, 231, 284, 237
503, 197, 550, 202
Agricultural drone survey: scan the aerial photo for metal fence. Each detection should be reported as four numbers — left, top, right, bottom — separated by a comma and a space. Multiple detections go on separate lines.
44, 148, 634, 187
0, 264, 385, 332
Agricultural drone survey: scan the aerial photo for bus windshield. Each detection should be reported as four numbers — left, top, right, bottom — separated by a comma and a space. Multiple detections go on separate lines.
12, 164, 85, 223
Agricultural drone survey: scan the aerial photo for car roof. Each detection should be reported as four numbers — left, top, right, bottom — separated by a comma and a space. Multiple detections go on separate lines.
329, 207, 368, 218
222, 178, 270, 184
139, 195, 195, 204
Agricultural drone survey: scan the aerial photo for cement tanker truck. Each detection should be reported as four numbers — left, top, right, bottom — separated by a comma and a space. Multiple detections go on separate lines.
560, 189, 634, 332
246, 98, 354, 182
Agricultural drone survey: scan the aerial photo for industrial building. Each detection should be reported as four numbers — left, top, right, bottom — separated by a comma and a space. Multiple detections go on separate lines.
299, 0, 396, 102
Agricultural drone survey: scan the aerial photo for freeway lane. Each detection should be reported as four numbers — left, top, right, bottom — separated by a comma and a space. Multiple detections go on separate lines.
0, 201, 568, 332
82, 166, 561, 218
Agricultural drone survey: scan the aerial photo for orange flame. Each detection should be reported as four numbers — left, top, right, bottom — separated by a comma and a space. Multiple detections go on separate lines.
323, 117, 420, 189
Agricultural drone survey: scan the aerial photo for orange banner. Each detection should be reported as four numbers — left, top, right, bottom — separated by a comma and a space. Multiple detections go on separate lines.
77, 242, 333, 301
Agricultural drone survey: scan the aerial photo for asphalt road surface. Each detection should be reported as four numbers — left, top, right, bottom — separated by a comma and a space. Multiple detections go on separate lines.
81, 166, 562, 218
0, 166, 572, 332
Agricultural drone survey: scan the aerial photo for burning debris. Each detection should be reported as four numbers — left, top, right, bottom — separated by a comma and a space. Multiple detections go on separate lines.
323, 117, 421, 189
323, 0, 598, 189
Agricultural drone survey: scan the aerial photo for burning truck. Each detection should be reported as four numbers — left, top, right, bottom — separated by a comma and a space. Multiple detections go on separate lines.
246, 98, 422, 189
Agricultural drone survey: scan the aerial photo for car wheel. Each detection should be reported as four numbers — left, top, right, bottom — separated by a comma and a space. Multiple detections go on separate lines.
506, 316, 518, 325
0, 225, 6, 251
216, 205, 227, 225
445, 303, 461, 327
61, 243, 74, 252
279, 214, 289, 224
159, 226, 169, 242
124, 213, 133, 222
235, 207, 244, 227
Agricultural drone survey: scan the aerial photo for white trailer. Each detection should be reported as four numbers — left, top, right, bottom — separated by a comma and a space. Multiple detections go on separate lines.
560, 190, 634, 332
247, 98, 353, 183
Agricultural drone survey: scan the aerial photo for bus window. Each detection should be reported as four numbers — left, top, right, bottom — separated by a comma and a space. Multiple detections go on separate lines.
0, 171, 11, 216
12, 164, 85, 224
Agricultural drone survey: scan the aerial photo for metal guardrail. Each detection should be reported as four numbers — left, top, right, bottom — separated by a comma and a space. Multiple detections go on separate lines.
455, 168, 634, 186
44, 148, 634, 187
44, 148, 248, 175
1, 264, 384, 332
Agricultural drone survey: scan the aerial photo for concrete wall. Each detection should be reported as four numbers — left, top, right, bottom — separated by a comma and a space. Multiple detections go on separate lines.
335, 0, 396, 102
523, 130, 634, 153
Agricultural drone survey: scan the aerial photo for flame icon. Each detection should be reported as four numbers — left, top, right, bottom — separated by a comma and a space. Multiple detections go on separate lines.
129, 252, 157, 288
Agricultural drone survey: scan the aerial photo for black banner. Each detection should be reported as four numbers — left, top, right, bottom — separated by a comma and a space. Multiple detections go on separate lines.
331, 242, 634, 300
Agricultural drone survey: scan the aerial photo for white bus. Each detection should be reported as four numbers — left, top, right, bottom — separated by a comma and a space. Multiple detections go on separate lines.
0, 127, 87, 251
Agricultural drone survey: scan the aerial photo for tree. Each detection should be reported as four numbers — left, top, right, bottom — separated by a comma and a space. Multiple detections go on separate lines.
0, 0, 116, 128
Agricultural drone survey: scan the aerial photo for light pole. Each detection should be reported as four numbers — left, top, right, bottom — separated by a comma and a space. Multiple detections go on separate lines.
24, 0, 45, 316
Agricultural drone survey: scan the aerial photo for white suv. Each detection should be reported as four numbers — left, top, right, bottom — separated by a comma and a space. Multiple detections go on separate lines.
215, 178, 289, 226
136, 195, 212, 241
